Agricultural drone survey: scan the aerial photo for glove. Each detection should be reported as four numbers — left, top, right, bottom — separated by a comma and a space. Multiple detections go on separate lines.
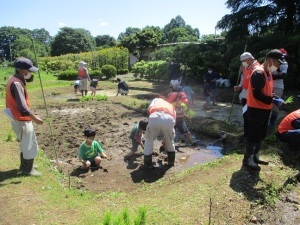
272, 97, 285, 107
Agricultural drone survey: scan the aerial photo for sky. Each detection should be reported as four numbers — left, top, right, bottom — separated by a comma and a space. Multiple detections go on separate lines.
0, 0, 231, 39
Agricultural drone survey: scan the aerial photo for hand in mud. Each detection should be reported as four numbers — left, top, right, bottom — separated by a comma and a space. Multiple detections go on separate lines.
106, 155, 112, 161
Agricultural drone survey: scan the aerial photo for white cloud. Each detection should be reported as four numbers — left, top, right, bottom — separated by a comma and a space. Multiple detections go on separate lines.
99, 21, 108, 27
58, 22, 66, 28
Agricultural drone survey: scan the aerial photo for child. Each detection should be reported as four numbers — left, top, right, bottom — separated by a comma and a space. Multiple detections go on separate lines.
78, 128, 109, 169
182, 80, 195, 106
126, 120, 148, 159
90, 76, 99, 96
74, 77, 81, 94
203, 82, 212, 109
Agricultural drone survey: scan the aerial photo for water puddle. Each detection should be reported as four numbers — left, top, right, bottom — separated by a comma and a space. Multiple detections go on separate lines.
181, 145, 223, 168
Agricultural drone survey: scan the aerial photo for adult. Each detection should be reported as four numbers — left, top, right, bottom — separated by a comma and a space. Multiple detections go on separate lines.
116, 78, 129, 95
144, 98, 176, 168
269, 48, 289, 128
234, 52, 260, 141
6, 57, 43, 176
276, 109, 300, 152
204, 67, 219, 105
243, 49, 286, 170
170, 76, 180, 91
78, 61, 90, 96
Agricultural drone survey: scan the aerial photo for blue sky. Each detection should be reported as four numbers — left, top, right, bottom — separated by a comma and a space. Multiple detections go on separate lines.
0, 0, 231, 39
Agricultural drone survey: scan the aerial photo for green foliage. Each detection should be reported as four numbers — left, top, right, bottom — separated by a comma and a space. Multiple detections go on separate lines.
132, 60, 168, 81
79, 94, 108, 102
101, 207, 146, 225
117, 68, 129, 74
6, 132, 13, 142
89, 69, 102, 78
101, 65, 117, 80
57, 70, 78, 80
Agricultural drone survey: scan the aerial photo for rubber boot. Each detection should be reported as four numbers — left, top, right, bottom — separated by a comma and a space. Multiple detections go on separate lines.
243, 141, 260, 170
269, 112, 278, 128
167, 152, 175, 167
253, 141, 269, 165
20, 153, 38, 170
21, 157, 41, 176
81, 90, 84, 97
144, 154, 154, 169
85, 90, 88, 96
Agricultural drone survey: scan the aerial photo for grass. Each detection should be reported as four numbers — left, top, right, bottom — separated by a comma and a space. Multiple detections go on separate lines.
1, 70, 300, 224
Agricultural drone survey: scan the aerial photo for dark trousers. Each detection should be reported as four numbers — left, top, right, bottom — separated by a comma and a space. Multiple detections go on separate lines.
241, 98, 249, 137
277, 129, 300, 151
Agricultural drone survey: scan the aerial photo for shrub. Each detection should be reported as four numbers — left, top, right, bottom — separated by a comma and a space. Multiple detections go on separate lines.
89, 69, 102, 78
101, 64, 117, 80
117, 68, 129, 75
57, 70, 78, 80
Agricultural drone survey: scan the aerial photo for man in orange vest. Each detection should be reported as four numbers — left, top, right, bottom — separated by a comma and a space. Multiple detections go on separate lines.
6, 57, 43, 176
143, 98, 176, 168
234, 52, 260, 142
243, 49, 286, 170
276, 109, 300, 151
78, 61, 90, 96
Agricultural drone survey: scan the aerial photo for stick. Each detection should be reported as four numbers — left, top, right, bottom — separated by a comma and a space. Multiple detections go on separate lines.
227, 45, 247, 124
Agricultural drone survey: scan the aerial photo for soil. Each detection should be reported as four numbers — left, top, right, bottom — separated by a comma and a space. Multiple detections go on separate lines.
34, 85, 244, 193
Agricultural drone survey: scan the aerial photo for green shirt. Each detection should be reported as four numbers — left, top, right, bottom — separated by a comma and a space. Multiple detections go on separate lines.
129, 123, 139, 139
78, 141, 104, 161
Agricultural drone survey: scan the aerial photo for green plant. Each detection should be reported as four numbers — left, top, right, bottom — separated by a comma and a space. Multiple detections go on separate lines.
101, 65, 117, 80
6, 132, 13, 142
79, 94, 108, 102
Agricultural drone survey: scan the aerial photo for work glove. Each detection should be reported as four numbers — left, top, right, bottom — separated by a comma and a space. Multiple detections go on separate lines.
272, 97, 285, 107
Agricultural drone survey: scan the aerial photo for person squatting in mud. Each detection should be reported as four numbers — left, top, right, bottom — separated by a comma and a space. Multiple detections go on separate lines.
78, 128, 110, 169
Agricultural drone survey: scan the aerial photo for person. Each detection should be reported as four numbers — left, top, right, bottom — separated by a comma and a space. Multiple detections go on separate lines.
269, 48, 289, 128
204, 67, 219, 105
234, 52, 260, 141
125, 120, 148, 159
242, 49, 286, 170
90, 76, 99, 96
143, 98, 176, 168
74, 77, 81, 94
182, 80, 194, 106
116, 78, 129, 95
180, 63, 186, 81
203, 82, 212, 109
169, 61, 176, 81
78, 128, 109, 169
5, 57, 43, 176
78, 61, 90, 96
170, 76, 180, 91
276, 109, 300, 152
167, 86, 188, 106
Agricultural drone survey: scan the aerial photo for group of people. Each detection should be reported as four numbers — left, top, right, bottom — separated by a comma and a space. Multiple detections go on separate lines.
233, 48, 299, 171
74, 61, 129, 97
5, 50, 299, 176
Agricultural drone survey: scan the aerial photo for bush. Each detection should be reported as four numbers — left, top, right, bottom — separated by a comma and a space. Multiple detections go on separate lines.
101, 64, 117, 80
117, 68, 129, 75
89, 69, 102, 78
57, 70, 78, 80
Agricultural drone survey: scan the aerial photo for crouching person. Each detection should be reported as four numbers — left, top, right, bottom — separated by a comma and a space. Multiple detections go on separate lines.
276, 109, 300, 152
144, 98, 176, 168
78, 128, 109, 169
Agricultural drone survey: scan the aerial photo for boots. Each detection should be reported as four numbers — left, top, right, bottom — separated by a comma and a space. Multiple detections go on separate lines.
269, 112, 278, 128
167, 152, 175, 167
20, 156, 41, 176
144, 154, 154, 169
85, 90, 88, 96
20, 153, 38, 170
243, 141, 260, 170
81, 90, 84, 97
253, 141, 269, 165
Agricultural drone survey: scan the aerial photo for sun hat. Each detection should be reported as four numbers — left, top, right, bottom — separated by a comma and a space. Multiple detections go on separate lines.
240, 52, 254, 61
14, 57, 38, 72
266, 49, 286, 64
79, 61, 87, 65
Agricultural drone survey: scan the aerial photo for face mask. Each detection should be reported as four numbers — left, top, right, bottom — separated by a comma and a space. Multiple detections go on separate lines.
267, 61, 278, 73
242, 62, 248, 67
24, 71, 32, 80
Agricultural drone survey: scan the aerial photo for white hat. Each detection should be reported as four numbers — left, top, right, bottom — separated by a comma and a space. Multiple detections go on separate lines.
79, 61, 87, 65
240, 52, 254, 61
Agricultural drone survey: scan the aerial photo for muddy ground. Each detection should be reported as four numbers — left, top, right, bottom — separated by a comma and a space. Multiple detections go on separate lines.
33, 83, 298, 194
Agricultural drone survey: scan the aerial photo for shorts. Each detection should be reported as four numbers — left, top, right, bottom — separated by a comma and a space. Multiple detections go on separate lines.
90, 86, 96, 92
175, 120, 189, 135
131, 137, 139, 152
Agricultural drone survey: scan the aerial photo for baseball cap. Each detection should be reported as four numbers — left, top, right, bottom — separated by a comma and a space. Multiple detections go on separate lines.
240, 52, 254, 61
266, 49, 286, 64
83, 128, 96, 137
14, 57, 38, 72
279, 48, 288, 56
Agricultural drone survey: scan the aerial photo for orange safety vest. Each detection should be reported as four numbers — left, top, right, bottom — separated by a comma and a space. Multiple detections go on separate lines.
78, 68, 87, 78
6, 76, 31, 121
167, 92, 188, 105
242, 61, 260, 90
148, 98, 176, 119
247, 65, 273, 110
278, 109, 300, 134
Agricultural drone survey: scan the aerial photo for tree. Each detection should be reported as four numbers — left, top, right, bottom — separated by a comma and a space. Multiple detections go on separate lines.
216, 0, 300, 39
95, 35, 116, 48
51, 27, 96, 56
117, 27, 141, 41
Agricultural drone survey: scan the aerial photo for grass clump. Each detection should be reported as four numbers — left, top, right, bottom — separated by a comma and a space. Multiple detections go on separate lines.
79, 94, 108, 102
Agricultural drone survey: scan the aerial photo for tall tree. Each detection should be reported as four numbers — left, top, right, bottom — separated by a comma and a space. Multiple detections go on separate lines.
95, 35, 116, 47
117, 27, 140, 41
51, 27, 96, 56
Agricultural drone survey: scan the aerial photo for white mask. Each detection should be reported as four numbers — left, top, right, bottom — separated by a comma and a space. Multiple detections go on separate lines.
242, 62, 248, 68
24, 71, 32, 80
267, 61, 278, 73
